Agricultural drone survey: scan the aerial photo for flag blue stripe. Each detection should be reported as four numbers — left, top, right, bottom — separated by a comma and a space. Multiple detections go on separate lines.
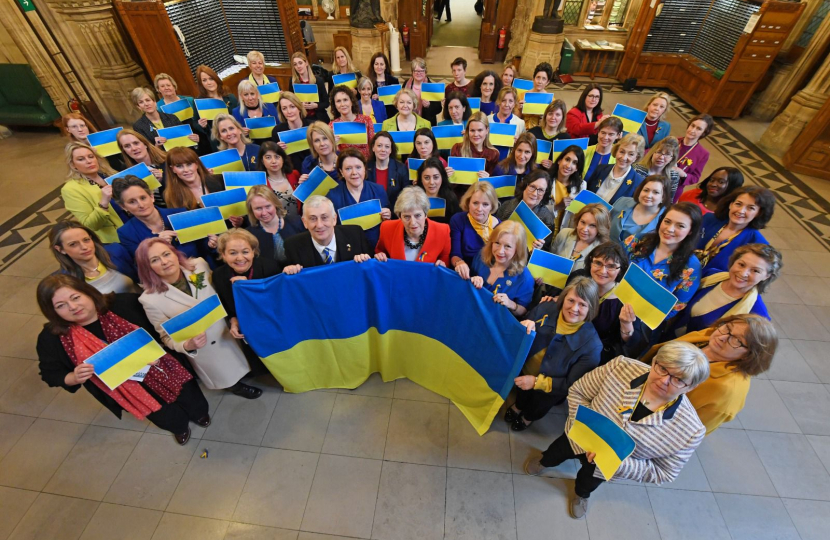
86, 329, 153, 374
338, 199, 382, 221
575, 405, 636, 461
161, 295, 222, 336
202, 188, 247, 208
407, 158, 424, 170
513, 79, 534, 90
487, 175, 517, 191
524, 93, 554, 104
161, 100, 190, 113
432, 124, 464, 139
613, 103, 648, 123
157, 125, 192, 139
448, 157, 485, 172
259, 82, 281, 94
514, 201, 549, 240
467, 97, 481, 109
554, 138, 589, 152
195, 98, 226, 110
245, 117, 276, 129
489, 123, 517, 137
333, 73, 357, 85
293, 83, 317, 94
200, 149, 241, 170
293, 168, 335, 201
626, 264, 678, 313
106, 163, 153, 184
87, 128, 122, 146
528, 249, 574, 274
421, 82, 444, 93
223, 171, 267, 188
377, 85, 401, 97
168, 206, 224, 229
574, 190, 613, 211
332, 122, 367, 135
429, 197, 446, 209
537, 139, 552, 155
278, 126, 308, 143
390, 131, 415, 143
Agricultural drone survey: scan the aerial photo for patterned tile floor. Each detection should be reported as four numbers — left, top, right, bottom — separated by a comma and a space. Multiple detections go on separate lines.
1, 82, 829, 540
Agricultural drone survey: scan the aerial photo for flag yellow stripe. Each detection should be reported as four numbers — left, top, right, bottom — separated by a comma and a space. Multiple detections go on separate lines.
428, 207, 446, 217
215, 201, 249, 219
92, 141, 121, 157
615, 116, 643, 133
436, 137, 462, 150
141, 175, 162, 192
173, 108, 194, 121
450, 170, 479, 185
523, 103, 549, 115
409, 168, 418, 182
338, 133, 368, 145
98, 340, 165, 390
342, 213, 382, 230
198, 108, 226, 121
285, 140, 310, 154
261, 92, 281, 103
615, 279, 669, 330
509, 215, 540, 245
210, 161, 245, 174
168, 304, 227, 342
421, 91, 443, 101
248, 127, 273, 139
163, 136, 197, 151
379, 95, 395, 105
295, 93, 319, 102
568, 421, 624, 481
490, 134, 514, 147
176, 220, 228, 244
395, 142, 413, 155
527, 264, 568, 288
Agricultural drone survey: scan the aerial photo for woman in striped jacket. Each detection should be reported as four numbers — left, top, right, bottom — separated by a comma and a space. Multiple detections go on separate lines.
523, 342, 709, 520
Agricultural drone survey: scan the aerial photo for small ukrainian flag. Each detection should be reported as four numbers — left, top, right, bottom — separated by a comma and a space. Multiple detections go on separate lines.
568, 405, 636, 481
333, 121, 368, 145
390, 130, 416, 156
512, 78, 534, 100
522, 92, 554, 115
245, 116, 277, 139
527, 249, 574, 288
168, 206, 228, 244
615, 263, 678, 330
489, 122, 517, 148
432, 124, 464, 151
200, 149, 245, 174
508, 200, 551, 246
194, 98, 228, 121
160, 294, 228, 343
338, 199, 383, 230
373, 123, 383, 134
487, 175, 517, 198
536, 139, 552, 164
332, 73, 358, 89
157, 124, 196, 151
87, 127, 123, 157
447, 156, 484, 185
612, 103, 648, 134
421, 82, 445, 102
428, 197, 446, 218
83, 328, 165, 391
160, 99, 194, 122
105, 163, 161, 192
552, 137, 589, 162
223, 171, 267, 192
201, 188, 248, 219
377, 84, 401, 105
467, 97, 481, 114
293, 166, 339, 203
259, 82, 281, 103
293, 83, 319, 103
278, 126, 310, 155
566, 189, 613, 214
407, 158, 425, 182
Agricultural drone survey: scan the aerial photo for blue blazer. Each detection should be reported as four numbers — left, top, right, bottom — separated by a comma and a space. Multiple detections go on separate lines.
366, 159, 408, 207
232, 103, 279, 125
609, 196, 662, 244
103, 242, 138, 283
369, 100, 387, 123
586, 164, 644, 205
637, 119, 671, 149
523, 301, 602, 396
698, 213, 769, 271
116, 207, 213, 265
449, 212, 500, 265
300, 155, 340, 182
326, 181, 390, 249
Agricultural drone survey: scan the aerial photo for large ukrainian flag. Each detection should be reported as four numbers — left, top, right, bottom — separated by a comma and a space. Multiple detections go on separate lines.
432, 124, 464, 151
292, 167, 338, 202
234, 260, 534, 435
194, 98, 228, 121
157, 124, 196, 150
200, 149, 245, 174
568, 405, 636, 481
84, 328, 165, 391
87, 127, 123, 157
105, 163, 161, 192
447, 156, 484, 185
337, 199, 382, 230
168, 206, 228, 243
160, 295, 227, 342
160, 99, 194, 122
527, 249, 574, 288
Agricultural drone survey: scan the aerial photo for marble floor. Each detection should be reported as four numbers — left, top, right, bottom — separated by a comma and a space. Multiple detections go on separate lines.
1, 80, 830, 540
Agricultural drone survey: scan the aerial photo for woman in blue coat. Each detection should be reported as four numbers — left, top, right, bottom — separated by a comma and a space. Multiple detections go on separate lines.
231, 80, 279, 128
609, 175, 670, 244
636, 93, 672, 149
696, 186, 775, 271
585, 133, 645, 205
365, 132, 407, 207
449, 181, 501, 271
357, 76, 387, 123
505, 276, 602, 431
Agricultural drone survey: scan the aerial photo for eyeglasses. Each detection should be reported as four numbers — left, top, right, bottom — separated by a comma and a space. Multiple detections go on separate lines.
525, 186, 546, 195
716, 323, 747, 349
655, 152, 673, 158
413, 69, 426, 73
590, 260, 621, 272
652, 362, 690, 388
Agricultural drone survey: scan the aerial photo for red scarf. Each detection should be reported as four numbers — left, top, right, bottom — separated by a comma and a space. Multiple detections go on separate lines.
59, 310, 193, 420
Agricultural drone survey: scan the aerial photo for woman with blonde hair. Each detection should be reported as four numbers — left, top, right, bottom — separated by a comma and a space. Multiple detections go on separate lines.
299, 121, 339, 181
211, 113, 261, 171
456, 220, 534, 317
131, 86, 188, 148
246, 50, 275, 86
634, 136, 680, 201
153, 73, 208, 154
117, 128, 168, 206
231, 80, 278, 132
270, 91, 315, 171
356, 75, 387, 122
638, 92, 672, 149
586, 133, 646, 205
61, 142, 125, 243
450, 180, 501, 270
326, 46, 360, 89
450, 111, 500, 175
381, 88, 432, 132
245, 184, 305, 263
289, 51, 329, 122
403, 57, 442, 125
488, 86, 526, 160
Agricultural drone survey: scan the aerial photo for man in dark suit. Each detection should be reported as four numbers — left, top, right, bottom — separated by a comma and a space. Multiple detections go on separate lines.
283, 195, 372, 274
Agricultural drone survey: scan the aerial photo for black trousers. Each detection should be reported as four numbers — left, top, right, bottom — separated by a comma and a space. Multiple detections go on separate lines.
435, 0, 451, 20
540, 433, 605, 498
146, 379, 209, 434
514, 387, 566, 421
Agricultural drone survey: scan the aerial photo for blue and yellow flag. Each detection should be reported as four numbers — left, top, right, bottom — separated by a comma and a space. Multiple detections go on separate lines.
432, 124, 464, 151
87, 127, 123, 157
200, 149, 244, 174
293, 83, 319, 103
468, 97, 481, 114
421, 82, 445, 102
160, 295, 228, 342
333, 121, 368, 145
489, 122, 517, 147
194, 98, 228, 121
615, 263, 678, 330
332, 73, 358, 89
612, 103, 648, 134
487, 175, 517, 198
447, 156, 485, 185
428, 197, 446, 217
337, 199, 383, 230
223, 171, 267, 192
245, 116, 277, 139
278, 126, 310, 155
160, 99, 194, 122
373, 123, 383, 134
168, 206, 228, 243
390, 130, 416, 156
527, 249, 574, 288
407, 158, 424, 182
84, 328, 165, 391
512, 78, 534, 100
292, 166, 338, 203
377, 84, 401, 105
566, 189, 613, 214
536, 139, 552, 164
105, 163, 161, 192
157, 124, 196, 151
234, 259, 534, 435
508, 200, 552, 245
552, 137, 589, 162
522, 92, 554, 115
201, 187, 249, 219
259, 82, 281, 103
568, 405, 636, 481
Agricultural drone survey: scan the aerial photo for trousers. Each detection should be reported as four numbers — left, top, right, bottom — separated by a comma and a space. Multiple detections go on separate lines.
540, 432, 605, 498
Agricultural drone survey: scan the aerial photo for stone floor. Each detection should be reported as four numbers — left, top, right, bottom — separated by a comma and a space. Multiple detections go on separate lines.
1, 80, 830, 540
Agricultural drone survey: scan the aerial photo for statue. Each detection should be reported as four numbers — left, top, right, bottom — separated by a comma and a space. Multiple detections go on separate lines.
532, 0, 565, 34
350, 0, 384, 29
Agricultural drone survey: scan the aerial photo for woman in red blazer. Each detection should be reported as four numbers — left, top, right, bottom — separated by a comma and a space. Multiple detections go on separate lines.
565, 83, 605, 139
374, 186, 451, 265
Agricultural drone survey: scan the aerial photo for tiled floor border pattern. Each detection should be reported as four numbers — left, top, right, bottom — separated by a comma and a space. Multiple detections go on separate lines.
0, 82, 827, 275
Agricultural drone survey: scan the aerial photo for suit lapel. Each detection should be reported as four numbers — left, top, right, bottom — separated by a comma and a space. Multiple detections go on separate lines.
334, 227, 353, 262
163, 267, 199, 308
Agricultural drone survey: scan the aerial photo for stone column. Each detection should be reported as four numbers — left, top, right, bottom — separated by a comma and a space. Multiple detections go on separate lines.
506, 0, 544, 63
780, 0, 823, 55
350, 25, 383, 75
519, 32, 565, 78
759, 52, 830, 156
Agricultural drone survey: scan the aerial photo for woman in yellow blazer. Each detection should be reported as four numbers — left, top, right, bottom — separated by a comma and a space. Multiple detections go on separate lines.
641, 313, 777, 434
381, 89, 432, 132
61, 142, 127, 244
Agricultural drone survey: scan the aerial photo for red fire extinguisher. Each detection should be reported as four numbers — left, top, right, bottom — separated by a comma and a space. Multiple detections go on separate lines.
497, 26, 507, 50
402, 22, 410, 47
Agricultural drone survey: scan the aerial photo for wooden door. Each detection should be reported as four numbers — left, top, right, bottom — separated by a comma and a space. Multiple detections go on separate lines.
479, 0, 518, 63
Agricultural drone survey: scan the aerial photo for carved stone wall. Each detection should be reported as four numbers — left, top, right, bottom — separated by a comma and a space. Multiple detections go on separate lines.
506, 0, 542, 62
520, 32, 564, 78
350, 25, 383, 76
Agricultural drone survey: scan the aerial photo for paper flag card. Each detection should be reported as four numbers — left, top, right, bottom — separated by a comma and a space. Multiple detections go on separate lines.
566, 189, 613, 213
487, 175, 517, 198
200, 149, 245, 174
536, 139, 552, 164
293, 167, 338, 202
161, 294, 228, 342
332, 73, 358, 89
84, 328, 165, 391
612, 103, 648, 134
467, 97, 481, 113
158, 124, 196, 151
168, 206, 228, 243
508, 200, 552, 245
512, 78, 534, 99
293, 83, 319, 103
160, 99, 194, 122
428, 197, 446, 217
258, 82, 281, 103
245, 116, 277, 139
522, 92, 554, 115
421, 82, 445, 102
378, 84, 402, 105
568, 405, 636, 481
432, 124, 464, 151
407, 158, 425, 182
105, 162, 161, 192
527, 249, 574, 288
194, 98, 228, 121
447, 156, 485, 185
614, 263, 679, 330
332, 121, 369, 145
86, 127, 123, 157
337, 199, 383, 230
552, 137, 589, 162
489, 122, 517, 147
278, 126, 310, 154
390, 130, 416, 156
201, 188, 248, 219
223, 171, 267, 192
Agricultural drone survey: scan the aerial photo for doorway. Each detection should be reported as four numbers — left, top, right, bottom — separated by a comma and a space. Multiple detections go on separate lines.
431, 0, 481, 48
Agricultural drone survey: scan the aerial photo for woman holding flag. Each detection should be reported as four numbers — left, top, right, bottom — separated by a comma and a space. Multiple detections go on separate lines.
164, 148, 232, 231
528, 99, 571, 166
271, 92, 315, 172
549, 145, 587, 235
130, 87, 186, 148
585, 133, 646, 205
408, 128, 448, 168
493, 132, 538, 186
61, 112, 126, 172
488, 87, 526, 160
356, 76, 387, 123
117, 129, 168, 207
246, 50, 276, 86
257, 142, 300, 216
329, 86, 375, 159
495, 169, 554, 233
245, 185, 305, 263
516, 62, 553, 130
299, 122, 340, 182
367, 52, 398, 118
374, 186, 451, 265
288, 52, 329, 122
450, 181, 500, 270
231, 80, 278, 128
548, 203, 610, 272
326, 47, 361, 91
154, 73, 196, 112
212, 114, 261, 172
566, 84, 605, 141
195, 65, 239, 114
414, 157, 460, 224
471, 70, 502, 116
450, 112, 500, 175
36, 274, 210, 445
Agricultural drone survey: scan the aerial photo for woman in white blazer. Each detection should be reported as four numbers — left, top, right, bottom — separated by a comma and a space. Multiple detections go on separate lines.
135, 237, 261, 399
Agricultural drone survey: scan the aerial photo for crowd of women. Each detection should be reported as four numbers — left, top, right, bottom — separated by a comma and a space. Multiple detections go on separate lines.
42, 48, 782, 520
